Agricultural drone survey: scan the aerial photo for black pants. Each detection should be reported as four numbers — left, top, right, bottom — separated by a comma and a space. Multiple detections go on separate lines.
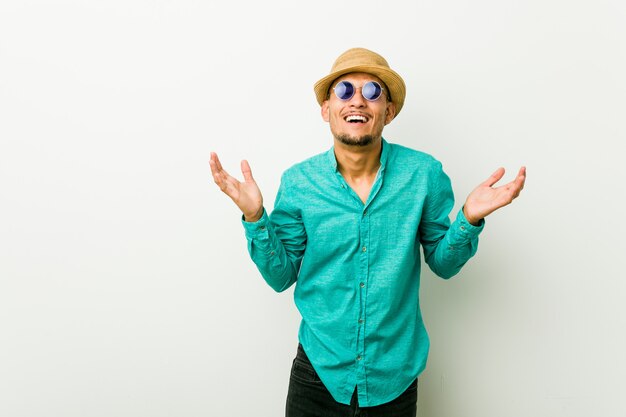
286, 344, 417, 417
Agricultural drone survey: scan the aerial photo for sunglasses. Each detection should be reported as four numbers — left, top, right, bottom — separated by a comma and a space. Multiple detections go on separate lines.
333, 81, 386, 102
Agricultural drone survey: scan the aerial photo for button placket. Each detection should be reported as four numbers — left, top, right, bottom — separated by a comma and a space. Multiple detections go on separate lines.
352, 164, 383, 403
356, 203, 370, 378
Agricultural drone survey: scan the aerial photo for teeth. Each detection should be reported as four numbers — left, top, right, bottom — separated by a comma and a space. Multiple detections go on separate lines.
345, 115, 368, 123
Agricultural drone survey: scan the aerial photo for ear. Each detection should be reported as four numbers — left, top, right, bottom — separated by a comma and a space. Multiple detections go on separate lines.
321, 100, 330, 122
384, 102, 396, 125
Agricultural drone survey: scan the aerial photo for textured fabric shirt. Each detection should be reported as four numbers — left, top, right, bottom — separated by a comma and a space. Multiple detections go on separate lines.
242, 139, 484, 407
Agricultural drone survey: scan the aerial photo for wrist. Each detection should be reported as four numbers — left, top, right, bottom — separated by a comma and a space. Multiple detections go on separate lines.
462, 206, 482, 226
244, 207, 264, 222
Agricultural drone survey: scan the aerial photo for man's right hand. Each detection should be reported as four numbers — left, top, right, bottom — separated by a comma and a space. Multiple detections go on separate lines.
209, 152, 264, 222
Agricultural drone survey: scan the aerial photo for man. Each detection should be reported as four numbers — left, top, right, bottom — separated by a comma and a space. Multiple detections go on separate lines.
209, 48, 526, 416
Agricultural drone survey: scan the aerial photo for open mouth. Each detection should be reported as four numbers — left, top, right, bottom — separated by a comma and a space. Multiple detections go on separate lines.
344, 114, 369, 124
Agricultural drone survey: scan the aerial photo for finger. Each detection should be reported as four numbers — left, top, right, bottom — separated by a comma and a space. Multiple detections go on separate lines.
502, 178, 523, 197
214, 173, 238, 195
241, 159, 254, 182
508, 169, 527, 198
209, 161, 230, 190
209, 158, 234, 191
210, 153, 237, 184
210, 167, 228, 190
211, 152, 225, 172
482, 167, 505, 187
514, 166, 526, 190
209, 153, 220, 176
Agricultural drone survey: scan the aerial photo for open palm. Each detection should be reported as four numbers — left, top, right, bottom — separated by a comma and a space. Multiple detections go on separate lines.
463, 167, 526, 225
210, 152, 264, 222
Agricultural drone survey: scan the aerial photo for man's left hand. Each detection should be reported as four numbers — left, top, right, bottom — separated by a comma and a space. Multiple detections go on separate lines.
463, 167, 526, 226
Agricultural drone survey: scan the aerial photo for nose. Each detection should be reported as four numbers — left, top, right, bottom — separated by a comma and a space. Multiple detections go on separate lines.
347, 89, 367, 107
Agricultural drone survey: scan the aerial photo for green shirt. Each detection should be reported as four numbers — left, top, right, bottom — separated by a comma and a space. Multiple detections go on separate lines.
242, 139, 484, 406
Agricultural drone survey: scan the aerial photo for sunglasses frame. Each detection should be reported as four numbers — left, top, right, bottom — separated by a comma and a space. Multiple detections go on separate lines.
333, 80, 386, 102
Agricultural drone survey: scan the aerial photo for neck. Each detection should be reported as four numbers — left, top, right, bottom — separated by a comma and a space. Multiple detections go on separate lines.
333, 136, 382, 180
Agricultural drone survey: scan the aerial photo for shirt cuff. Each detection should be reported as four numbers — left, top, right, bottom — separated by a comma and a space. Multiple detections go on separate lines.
451, 208, 485, 240
241, 208, 270, 240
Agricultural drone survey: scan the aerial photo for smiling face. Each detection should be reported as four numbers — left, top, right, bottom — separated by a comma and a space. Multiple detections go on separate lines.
321, 72, 396, 147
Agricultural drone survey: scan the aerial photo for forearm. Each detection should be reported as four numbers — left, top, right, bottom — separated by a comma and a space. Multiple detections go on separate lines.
424, 209, 484, 279
243, 209, 301, 292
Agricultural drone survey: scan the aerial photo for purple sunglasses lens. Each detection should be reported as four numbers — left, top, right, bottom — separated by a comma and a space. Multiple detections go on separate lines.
334, 81, 355, 100
362, 82, 382, 101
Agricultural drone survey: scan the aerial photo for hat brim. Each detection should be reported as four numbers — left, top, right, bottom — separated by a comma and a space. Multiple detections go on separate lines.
314, 64, 406, 117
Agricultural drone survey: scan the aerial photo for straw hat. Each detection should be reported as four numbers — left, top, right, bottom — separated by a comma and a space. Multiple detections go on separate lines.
314, 47, 406, 117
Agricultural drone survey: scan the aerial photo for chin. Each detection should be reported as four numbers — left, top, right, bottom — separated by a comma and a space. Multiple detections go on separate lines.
335, 134, 376, 147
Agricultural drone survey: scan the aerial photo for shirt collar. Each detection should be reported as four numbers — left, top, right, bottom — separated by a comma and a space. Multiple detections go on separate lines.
326, 138, 390, 173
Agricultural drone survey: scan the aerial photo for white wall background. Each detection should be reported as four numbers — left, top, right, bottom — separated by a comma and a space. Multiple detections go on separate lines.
1, 1, 624, 416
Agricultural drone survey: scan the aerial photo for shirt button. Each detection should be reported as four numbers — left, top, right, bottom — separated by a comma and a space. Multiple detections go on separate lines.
362, 246, 367, 252
359, 282, 365, 288
358, 319, 364, 324
270, 251, 275, 256
460, 226, 466, 231
260, 226, 266, 230
356, 355, 362, 361
363, 210, 367, 216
